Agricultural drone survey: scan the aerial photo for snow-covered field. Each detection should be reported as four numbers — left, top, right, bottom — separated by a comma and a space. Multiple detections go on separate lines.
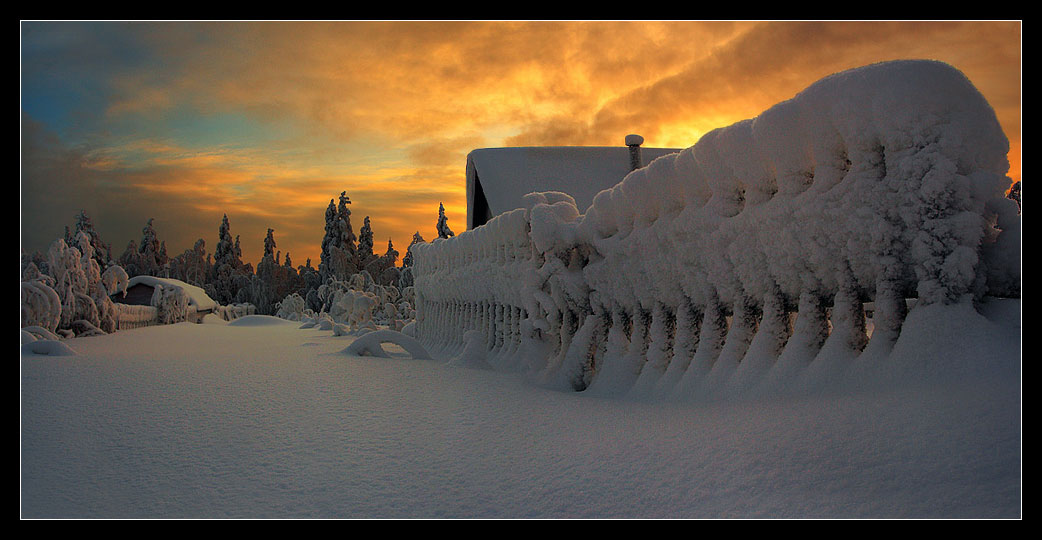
21, 298, 1021, 519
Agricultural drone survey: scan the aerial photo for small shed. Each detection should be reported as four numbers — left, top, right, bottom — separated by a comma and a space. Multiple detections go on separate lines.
110, 276, 218, 324
465, 137, 681, 230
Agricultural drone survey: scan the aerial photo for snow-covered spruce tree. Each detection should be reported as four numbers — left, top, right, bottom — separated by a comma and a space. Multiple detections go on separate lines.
167, 238, 210, 287
319, 198, 338, 282
117, 239, 141, 277
398, 231, 426, 289
213, 214, 236, 268
358, 216, 375, 267
298, 257, 323, 312
263, 228, 277, 259
117, 218, 168, 278
138, 218, 167, 273
205, 214, 254, 306
335, 191, 359, 278
337, 191, 357, 251
72, 210, 112, 268
250, 228, 304, 315
436, 202, 455, 239
401, 231, 425, 268
366, 238, 400, 287
319, 192, 359, 283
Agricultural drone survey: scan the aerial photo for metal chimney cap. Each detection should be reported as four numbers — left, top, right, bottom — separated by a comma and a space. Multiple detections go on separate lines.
625, 134, 644, 147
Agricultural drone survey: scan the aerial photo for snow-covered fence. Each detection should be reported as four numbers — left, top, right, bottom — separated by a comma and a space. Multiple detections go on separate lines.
217, 303, 256, 321
411, 60, 1020, 397
412, 205, 540, 365
114, 303, 159, 330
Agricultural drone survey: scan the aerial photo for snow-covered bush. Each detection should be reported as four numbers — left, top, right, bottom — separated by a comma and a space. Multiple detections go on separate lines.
275, 292, 307, 321
334, 289, 378, 330
21, 269, 61, 334
151, 282, 191, 325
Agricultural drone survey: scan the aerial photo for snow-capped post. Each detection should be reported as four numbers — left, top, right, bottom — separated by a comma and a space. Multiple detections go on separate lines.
625, 134, 644, 171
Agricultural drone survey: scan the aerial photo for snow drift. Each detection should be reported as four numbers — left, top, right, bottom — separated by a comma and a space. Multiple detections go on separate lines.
411, 60, 1020, 398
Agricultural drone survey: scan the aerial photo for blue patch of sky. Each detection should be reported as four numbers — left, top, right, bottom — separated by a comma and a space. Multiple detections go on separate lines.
21, 22, 170, 139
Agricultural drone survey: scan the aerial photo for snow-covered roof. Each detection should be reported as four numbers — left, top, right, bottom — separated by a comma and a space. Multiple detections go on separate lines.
125, 276, 219, 312
466, 145, 681, 229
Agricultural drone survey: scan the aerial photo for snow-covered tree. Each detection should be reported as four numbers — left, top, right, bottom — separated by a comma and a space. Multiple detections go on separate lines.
436, 203, 455, 239
36, 232, 127, 336
72, 210, 112, 268
298, 258, 323, 312
319, 192, 359, 282
274, 292, 307, 321
402, 231, 425, 268
167, 238, 209, 287
213, 214, 237, 267
366, 238, 400, 287
263, 228, 277, 259
206, 214, 253, 306
118, 218, 168, 278
319, 198, 337, 280
358, 216, 375, 267
397, 231, 424, 289
337, 191, 357, 252
250, 228, 304, 315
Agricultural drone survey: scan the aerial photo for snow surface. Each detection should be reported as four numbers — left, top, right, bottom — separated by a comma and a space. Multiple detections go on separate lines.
21, 297, 1020, 518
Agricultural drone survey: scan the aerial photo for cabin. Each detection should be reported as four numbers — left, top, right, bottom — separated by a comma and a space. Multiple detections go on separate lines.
110, 276, 218, 326
465, 135, 681, 229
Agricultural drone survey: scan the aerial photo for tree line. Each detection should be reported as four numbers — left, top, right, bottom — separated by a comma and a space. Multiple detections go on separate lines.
20, 191, 458, 317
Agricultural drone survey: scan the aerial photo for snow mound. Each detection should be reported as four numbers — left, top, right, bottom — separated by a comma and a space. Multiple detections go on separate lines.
227, 315, 296, 327
447, 330, 493, 370
22, 339, 78, 357
342, 329, 433, 360
201, 313, 228, 325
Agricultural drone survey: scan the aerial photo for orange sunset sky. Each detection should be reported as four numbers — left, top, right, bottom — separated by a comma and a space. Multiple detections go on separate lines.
20, 21, 1022, 267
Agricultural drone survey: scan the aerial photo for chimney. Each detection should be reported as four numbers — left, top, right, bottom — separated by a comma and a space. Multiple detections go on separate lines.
625, 134, 644, 171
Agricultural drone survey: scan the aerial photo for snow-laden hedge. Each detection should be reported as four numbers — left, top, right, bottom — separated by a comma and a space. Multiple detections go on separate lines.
411, 60, 1020, 395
